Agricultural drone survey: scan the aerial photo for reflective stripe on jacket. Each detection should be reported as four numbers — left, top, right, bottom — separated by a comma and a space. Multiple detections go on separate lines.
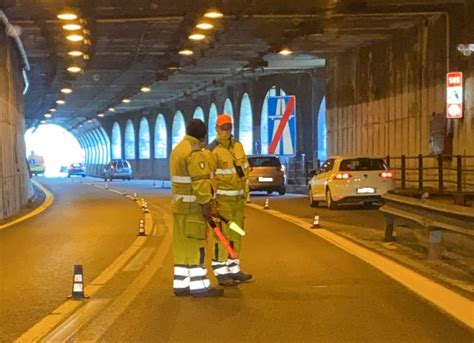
170, 135, 212, 214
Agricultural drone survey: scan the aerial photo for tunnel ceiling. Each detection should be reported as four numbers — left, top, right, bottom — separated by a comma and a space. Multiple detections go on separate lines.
3, 0, 468, 131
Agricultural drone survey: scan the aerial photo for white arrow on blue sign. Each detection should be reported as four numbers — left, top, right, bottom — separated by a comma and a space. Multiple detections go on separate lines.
267, 95, 296, 156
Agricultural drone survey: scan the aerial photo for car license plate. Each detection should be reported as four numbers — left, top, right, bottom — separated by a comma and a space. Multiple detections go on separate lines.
258, 177, 273, 182
357, 187, 375, 194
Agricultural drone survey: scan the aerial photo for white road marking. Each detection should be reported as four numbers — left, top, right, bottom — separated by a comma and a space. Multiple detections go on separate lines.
0, 180, 54, 231
246, 203, 474, 329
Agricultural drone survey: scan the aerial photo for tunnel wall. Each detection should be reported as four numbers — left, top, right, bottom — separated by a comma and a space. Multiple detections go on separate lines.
326, 14, 474, 190
0, 28, 30, 220
97, 71, 325, 181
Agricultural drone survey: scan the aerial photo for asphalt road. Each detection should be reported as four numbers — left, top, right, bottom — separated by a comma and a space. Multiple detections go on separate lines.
1, 178, 472, 342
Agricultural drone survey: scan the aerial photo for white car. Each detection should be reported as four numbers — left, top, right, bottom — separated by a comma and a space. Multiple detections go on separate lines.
308, 156, 394, 209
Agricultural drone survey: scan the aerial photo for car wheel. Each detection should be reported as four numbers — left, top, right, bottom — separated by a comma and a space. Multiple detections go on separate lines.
127, 177, 131, 181
326, 188, 337, 210
309, 187, 318, 207
82, 175, 86, 178
278, 188, 286, 196
68, 175, 71, 178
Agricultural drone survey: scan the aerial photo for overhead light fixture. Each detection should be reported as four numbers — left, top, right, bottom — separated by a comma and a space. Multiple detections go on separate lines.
204, 9, 223, 19
97, 113, 105, 118
49, 108, 57, 112
67, 65, 82, 73
62, 23, 82, 31
79, 124, 83, 127
57, 9, 78, 21
108, 107, 116, 112
68, 50, 83, 57
66, 33, 84, 42
44, 113, 52, 119
278, 48, 293, 56
140, 85, 152, 93
196, 22, 214, 30
122, 98, 131, 104
40, 120, 47, 124
189, 32, 206, 41
56, 99, 66, 105
87, 119, 93, 123
60, 85, 73, 94
167, 63, 181, 71
179, 49, 194, 56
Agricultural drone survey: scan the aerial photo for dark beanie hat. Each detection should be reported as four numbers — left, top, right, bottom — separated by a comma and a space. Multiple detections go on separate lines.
186, 119, 207, 140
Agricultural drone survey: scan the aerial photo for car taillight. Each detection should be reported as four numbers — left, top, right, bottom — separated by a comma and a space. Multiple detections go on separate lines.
334, 173, 352, 180
380, 171, 393, 178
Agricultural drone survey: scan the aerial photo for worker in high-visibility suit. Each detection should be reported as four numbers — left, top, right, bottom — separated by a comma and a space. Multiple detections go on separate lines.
170, 119, 224, 298
206, 114, 252, 286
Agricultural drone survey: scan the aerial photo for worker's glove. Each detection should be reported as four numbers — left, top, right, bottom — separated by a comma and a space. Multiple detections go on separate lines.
201, 203, 212, 221
211, 200, 219, 218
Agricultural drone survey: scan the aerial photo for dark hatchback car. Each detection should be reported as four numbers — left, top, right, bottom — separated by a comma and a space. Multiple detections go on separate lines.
248, 155, 286, 195
68, 163, 86, 177
103, 159, 132, 181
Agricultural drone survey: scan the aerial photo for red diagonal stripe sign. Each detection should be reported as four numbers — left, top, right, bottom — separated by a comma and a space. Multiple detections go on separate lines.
268, 96, 295, 155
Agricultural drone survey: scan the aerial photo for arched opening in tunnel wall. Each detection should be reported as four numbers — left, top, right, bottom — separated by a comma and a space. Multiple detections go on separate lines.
111, 122, 122, 159
154, 114, 167, 158
208, 104, 218, 142
139, 117, 151, 159
260, 86, 287, 155
317, 97, 327, 162
223, 98, 235, 135
239, 93, 253, 155
24, 124, 84, 177
172, 111, 186, 149
124, 120, 136, 160
193, 107, 205, 122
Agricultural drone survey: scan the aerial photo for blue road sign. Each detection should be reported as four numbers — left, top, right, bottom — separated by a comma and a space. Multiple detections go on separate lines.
267, 96, 296, 156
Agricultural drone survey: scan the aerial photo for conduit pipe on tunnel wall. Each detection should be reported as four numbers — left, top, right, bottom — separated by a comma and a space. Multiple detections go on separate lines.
0, 10, 30, 94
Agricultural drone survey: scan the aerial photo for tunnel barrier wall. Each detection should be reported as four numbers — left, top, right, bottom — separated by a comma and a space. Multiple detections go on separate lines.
0, 25, 30, 221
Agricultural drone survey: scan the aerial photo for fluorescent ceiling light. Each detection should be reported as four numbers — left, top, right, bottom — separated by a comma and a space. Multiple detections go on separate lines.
189, 33, 206, 41
196, 22, 213, 30
66, 34, 84, 42
67, 66, 82, 73
140, 86, 152, 93
204, 9, 223, 19
63, 23, 82, 31
68, 50, 83, 57
179, 49, 194, 56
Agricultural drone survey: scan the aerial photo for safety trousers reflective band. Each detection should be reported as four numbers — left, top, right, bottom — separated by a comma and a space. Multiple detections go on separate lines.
215, 168, 236, 175
227, 259, 240, 274
216, 189, 244, 196
173, 266, 190, 290
212, 261, 229, 276
189, 267, 211, 293
171, 176, 192, 183
173, 194, 197, 202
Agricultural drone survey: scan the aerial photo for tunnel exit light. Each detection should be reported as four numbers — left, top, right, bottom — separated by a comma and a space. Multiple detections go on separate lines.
446, 71, 463, 119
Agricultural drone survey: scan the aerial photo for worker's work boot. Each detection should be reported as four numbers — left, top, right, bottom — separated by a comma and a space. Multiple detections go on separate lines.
216, 275, 238, 286
174, 289, 190, 297
192, 287, 224, 298
230, 271, 253, 282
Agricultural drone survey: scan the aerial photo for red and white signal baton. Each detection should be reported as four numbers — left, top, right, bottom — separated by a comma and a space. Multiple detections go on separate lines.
207, 219, 237, 259
217, 215, 245, 236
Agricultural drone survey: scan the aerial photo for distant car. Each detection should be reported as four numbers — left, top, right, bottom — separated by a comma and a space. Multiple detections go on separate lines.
28, 159, 45, 176
248, 155, 286, 195
68, 163, 86, 177
308, 156, 394, 209
103, 159, 132, 181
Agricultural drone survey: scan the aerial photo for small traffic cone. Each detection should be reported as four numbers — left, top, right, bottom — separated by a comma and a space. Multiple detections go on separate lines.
133, 192, 137, 201
311, 214, 320, 229
246, 193, 251, 204
264, 198, 269, 209
105, 182, 108, 189
68, 265, 89, 300
138, 219, 146, 236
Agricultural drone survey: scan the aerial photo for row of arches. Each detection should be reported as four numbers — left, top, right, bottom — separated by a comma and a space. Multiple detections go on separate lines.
110, 88, 289, 160
79, 127, 111, 166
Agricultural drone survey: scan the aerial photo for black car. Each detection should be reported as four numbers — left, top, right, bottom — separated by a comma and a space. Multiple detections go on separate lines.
68, 163, 86, 177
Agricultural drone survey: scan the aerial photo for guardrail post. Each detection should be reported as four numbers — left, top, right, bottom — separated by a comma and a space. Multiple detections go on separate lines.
401, 155, 406, 189
438, 154, 444, 193
383, 214, 395, 242
428, 230, 443, 260
418, 154, 423, 192
456, 155, 462, 193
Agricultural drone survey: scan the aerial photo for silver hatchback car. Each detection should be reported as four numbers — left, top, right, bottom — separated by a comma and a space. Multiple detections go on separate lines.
104, 159, 132, 181
248, 155, 286, 195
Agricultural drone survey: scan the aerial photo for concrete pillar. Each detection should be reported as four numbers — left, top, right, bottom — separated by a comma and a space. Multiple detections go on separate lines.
0, 26, 30, 220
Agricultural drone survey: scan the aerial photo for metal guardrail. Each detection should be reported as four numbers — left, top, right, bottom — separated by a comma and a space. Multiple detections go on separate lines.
380, 192, 474, 259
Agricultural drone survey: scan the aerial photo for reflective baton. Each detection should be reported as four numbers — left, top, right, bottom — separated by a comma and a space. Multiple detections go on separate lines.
207, 219, 237, 259
217, 215, 245, 236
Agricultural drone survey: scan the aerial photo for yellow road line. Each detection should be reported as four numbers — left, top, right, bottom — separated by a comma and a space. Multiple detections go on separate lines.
15, 186, 153, 342
0, 179, 54, 231
246, 203, 474, 329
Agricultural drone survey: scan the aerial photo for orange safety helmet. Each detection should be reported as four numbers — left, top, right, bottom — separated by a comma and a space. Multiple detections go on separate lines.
216, 113, 232, 127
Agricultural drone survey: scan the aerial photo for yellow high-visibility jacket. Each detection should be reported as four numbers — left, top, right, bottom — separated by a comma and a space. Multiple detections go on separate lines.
170, 135, 213, 214
206, 136, 249, 198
